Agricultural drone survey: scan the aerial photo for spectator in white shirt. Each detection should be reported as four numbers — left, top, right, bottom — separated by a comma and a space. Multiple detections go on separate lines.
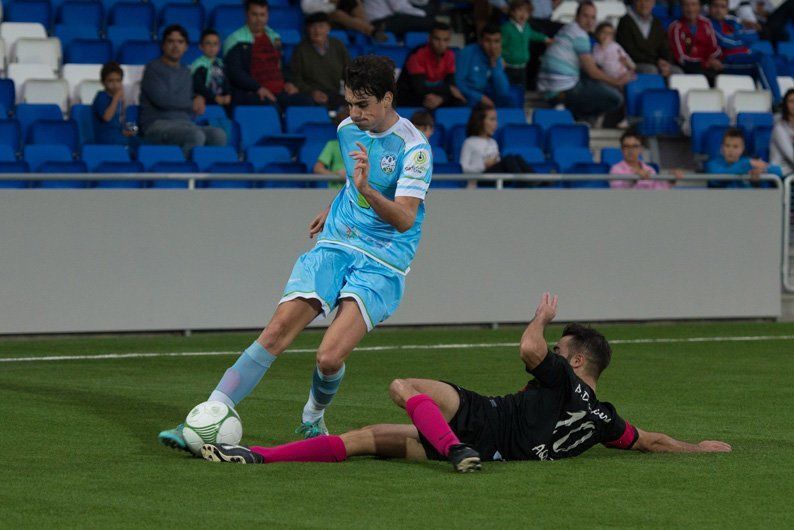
363, 0, 435, 38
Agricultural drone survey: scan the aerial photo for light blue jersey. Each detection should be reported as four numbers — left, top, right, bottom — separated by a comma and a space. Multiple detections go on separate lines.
316, 115, 433, 275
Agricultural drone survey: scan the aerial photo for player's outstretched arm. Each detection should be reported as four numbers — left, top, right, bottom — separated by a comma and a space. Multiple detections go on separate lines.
632, 428, 732, 453
349, 141, 421, 233
519, 292, 558, 370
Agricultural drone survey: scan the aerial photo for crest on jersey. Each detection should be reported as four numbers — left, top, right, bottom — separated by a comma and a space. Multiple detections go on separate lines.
380, 153, 397, 175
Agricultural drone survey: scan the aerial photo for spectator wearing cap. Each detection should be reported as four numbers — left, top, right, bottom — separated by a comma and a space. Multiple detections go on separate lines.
290, 12, 350, 108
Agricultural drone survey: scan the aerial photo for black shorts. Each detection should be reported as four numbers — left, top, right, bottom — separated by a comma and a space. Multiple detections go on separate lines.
418, 382, 505, 462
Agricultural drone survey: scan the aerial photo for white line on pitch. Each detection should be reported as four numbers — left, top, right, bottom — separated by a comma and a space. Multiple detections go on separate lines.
1, 334, 793, 363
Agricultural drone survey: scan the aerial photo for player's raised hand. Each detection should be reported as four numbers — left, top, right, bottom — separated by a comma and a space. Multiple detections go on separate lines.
349, 141, 370, 192
534, 292, 558, 325
697, 440, 732, 453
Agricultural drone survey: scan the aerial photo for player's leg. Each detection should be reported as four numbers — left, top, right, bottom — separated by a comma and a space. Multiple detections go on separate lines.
297, 299, 367, 437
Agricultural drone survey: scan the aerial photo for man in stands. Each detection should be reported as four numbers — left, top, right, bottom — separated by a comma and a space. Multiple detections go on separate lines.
139, 25, 226, 156
668, 0, 723, 84
224, 0, 312, 108
396, 22, 467, 109
290, 12, 350, 108
617, 0, 680, 77
456, 24, 513, 108
709, 0, 781, 103
537, 1, 628, 125
200, 292, 732, 472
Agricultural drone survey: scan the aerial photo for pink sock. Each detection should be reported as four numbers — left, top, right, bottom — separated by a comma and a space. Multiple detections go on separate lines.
405, 394, 460, 457
250, 435, 347, 463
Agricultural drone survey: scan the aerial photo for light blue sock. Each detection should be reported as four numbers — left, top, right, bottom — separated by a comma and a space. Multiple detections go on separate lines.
302, 363, 346, 423
209, 341, 277, 408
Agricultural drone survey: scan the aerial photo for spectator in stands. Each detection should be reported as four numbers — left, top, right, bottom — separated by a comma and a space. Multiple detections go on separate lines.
608, 130, 677, 189
706, 127, 770, 187
537, 2, 628, 126
362, 0, 435, 39
771, 89, 794, 175
139, 25, 226, 155
668, 0, 723, 84
460, 103, 533, 174
456, 24, 513, 108
708, 0, 781, 103
290, 13, 349, 108
191, 30, 232, 109
409, 110, 435, 141
224, 0, 312, 108
616, 0, 679, 77
92, 61, 136, 146
313, 106, 349, 187
396, 22, 466, 109
594, 22, 636, 81
301, 0, 379, 39
501, 0, 553, 87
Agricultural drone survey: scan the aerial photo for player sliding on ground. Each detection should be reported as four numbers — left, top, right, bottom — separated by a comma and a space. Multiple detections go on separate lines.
200, 293, 732, 471
159, 54, 433, 449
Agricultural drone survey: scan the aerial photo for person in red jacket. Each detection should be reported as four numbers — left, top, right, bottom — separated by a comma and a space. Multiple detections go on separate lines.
668, 0, 723, 84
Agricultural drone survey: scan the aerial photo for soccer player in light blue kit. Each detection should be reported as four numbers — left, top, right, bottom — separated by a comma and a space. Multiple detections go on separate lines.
158, 55, 433, 449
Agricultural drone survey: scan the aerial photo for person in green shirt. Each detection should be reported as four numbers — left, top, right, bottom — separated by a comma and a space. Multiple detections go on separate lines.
501, 0, 553, 87
313, 107, 349, 189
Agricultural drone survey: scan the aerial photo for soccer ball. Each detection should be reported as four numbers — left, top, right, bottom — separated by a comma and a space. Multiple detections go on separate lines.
182, 401, 243, 455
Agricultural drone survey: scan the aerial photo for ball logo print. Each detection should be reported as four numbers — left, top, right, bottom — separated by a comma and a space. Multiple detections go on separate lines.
380, 154, 396, 175
182, 401, 243, 455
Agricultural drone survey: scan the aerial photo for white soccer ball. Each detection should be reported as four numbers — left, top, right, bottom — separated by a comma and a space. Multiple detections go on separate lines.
182, 401, 243, 455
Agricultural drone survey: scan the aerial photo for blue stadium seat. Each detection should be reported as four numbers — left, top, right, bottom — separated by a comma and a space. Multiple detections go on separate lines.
30, 120, 79, 152
37, 161, 90, 188
107, 26, 152, 51
691, 112, 730, 154
16, 104, 63, 143
65, 39, 113, 64
446, 124, 467, 164
737, 112, 774, 155
432, 146, 448, 163
547, 123, 589, 149
0, 160, 30, 188
298, 140, 326, 168
508, 84, 525, 108
6, 1, 52, 29
182, 43, 203, 64
0, 145, 16, 161
496, 123, 542, 150
200, 161, 255, 188
0, 120, 22, 151
329, 29, 350, 44
58, 1, 104, 29
93, 160, 146, 188
285, 106, 330, 133
552, 146, 593, 173
431, 162, 465, 188
435, 107, 471, 130
138, 145, 185, 170
638, 89, 680, 136
70, 104, 95, 144
370, 46, 409, 69
160, 3, 205, 38
210, 4, 245, 37
149, 160, 196, 188
194, 104, 229, 126
246, 146, 292, 171
374, 32, 400, 47
269, 6, 303, 30
779, 41, 794, 60
404, 31, 428, 50
497, 108, 528, 126
502, 145, 546, 166
298, 122, 336, 142
234, 105, 301, 149
192, 146, 240, 171
24, 144, 73, 172
625, 74, 665, 117
531, 108, 574, 148
54, 24, 100, 48
117, 40, 161, 65
82, 144, 131, 171
600, 147, 623, 168
749, 41, 773, 56
110, 2, 155, 30
0, 80, 16, 115
753, 125, 772, 160
259, 161, 306, 174
279, 28, 301, 46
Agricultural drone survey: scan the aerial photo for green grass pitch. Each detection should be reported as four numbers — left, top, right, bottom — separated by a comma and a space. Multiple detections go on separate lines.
1, 322, 792, 528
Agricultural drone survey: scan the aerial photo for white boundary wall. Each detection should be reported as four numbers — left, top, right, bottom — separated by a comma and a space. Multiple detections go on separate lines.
0, 188, 782, 334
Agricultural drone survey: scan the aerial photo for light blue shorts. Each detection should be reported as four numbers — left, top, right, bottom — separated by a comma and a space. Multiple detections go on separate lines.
279, 244, 405, 331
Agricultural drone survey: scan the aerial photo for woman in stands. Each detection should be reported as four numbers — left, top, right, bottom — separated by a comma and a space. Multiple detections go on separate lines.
771, 88, 794, 175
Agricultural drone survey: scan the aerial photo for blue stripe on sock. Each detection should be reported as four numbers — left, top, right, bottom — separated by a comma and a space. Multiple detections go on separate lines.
310, 364, 345, 407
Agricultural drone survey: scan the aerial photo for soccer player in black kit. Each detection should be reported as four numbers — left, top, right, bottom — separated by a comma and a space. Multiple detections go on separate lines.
201, 292, 732, 471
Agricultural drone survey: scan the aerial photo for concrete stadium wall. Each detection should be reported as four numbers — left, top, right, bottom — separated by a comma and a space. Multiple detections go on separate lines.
0, 188, 783, 334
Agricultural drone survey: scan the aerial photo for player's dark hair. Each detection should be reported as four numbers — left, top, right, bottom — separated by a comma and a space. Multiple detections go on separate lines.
562, 323, 612, 378
245, 0, 269, 11
722, 127, 745, 143
576, 0, 596, 17
783, 89, 794, 122
200, 28, 220, 43
344, 55, 396, 102
466, 102, 495, 137
431, 21, 451, 33
161, 24, 188, 46
480, 23, 501, 39
410, 110, 434, 129
100, 61, 123, 83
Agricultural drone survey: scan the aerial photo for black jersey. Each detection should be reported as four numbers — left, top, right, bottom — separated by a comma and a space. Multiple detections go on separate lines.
495, 352, 638, 461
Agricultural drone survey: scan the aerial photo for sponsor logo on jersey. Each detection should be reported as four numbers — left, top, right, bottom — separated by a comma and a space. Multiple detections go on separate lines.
403, 149, 431, 179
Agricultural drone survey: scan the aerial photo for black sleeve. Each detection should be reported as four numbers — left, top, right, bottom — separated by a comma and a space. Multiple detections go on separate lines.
225, 44, 261, 93
192, 67, 212, 100
526, 352, 570, 388
429, 75, 454, 98
601, 403, 639, 450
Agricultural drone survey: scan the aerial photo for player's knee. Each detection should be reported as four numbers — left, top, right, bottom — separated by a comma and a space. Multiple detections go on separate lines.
316, 349, 344, 374
389, 378, 411, 407
258, 320, 289, 354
